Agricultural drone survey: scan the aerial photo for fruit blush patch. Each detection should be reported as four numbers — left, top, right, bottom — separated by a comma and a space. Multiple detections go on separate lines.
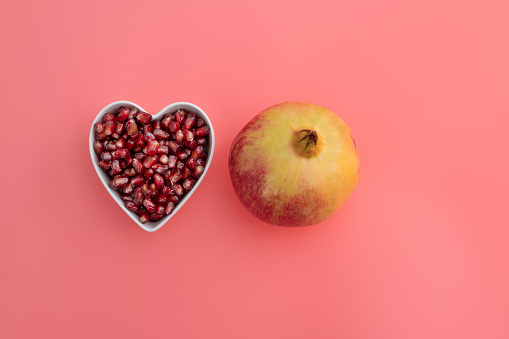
89, 101, 215, 232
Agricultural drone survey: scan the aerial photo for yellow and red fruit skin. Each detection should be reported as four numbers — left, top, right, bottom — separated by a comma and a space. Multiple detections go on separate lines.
228, 102, 360, 227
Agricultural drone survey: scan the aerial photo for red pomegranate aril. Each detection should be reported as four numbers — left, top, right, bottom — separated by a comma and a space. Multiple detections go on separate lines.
123, 182, 134, 194
149, 183, 157, 193
167, 155, 177, 168
195, 126, 209, 136
155, 205, 165, 215
111, 132, 121, 140
181, 129, 194, 141
181, 167, 192, 179
143, 155, 158, 168
184, 113, 196, 130
150, 213, 164, 221
175, 130, 185, 144
157, 145, 169, 155
115, 148, 128, 158
119, 160, 126, 169
132, 158, 144, 173
103, 112, 116, 123
154, 193, 168, 205
111, 176, 129, 189
190, 146, 204, 159
176, 151, 189, 160
196, 118, 205, 127
105, 141, 117, 151
126, 138, 135, 150
121, 194, 133, 202
135, 133, 145, 147
159, 154, 169, 164
136, 112, 152, 124
133, 189, 144, 205
141, 184, 154, 198
161, 117, 172, 130
104, 121, 115, 136
196, 137, 207, 146
176, 161, 185, 170
186, 157, 197, 170
116, 106, 130, 121
139, 211, 150, 224
153, 120, 161, 130
183, 178, 196, 191
115, 121, 125, 134
168, 121, 180, 133
169, 170, 182, 184
143, 198, 156, 213
196, 158, 206, 167
144, 168, 155, 178
175, 109, 186, 124
94, 122, 104, 133
115, 138, 126, 149
142, 145, 149, 154
184, 139, 198, 149
125, 151, 133, 166
101, 152, 112, 162
111, 159, 121, 171
98, 160, 111, 169
93, 141, 104, 155
169, 195, 179, 203
165, 202, 175, 215
147, 140, 159, 155
133, 152, 145, 160
172, 183, 184, 196
128, 107, 138, 119
124, 168, 136, 177
125, 201, 139, 213
95, 131, 108, 141
153, 128, 169, 139
193, 165, 205, 177
126, 119, 138, 136
153, 173, 164, 189
152, 163, 167, 174
163, 186, 173, 194
168, 141, 180, 154
144, 131, 156, 143
131, 175, 144, 187
143, 124, 153, 134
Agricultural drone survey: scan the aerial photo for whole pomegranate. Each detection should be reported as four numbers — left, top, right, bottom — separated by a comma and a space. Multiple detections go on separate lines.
228, 102, 360, 227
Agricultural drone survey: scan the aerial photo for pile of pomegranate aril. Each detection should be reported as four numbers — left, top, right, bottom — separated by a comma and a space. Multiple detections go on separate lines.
93, 106, 210, 224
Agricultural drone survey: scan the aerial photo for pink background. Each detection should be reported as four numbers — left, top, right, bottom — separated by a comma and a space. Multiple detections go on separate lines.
1, 0, 508, 338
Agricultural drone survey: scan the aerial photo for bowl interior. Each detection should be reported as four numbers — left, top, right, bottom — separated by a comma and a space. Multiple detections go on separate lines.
89, 101, 215, 232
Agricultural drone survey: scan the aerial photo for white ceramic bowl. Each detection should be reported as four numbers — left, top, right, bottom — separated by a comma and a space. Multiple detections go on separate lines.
89, 101, 215, 232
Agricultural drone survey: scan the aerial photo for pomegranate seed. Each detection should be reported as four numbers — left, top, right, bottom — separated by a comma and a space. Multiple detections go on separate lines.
181, 128, 194, 141
123, 182, 134, 194
136, 112, 152, 124
125, 201, 139, 213
124, 168, 136, 177
143, 124, 153, 134
103, 112, 116, 123
135, 133, 145, 147
153, 128, 169, 139
115, 138, 126, 149
196, 159, 206, 167
157, 145, 169, 155
196, 137, 207, 146
111, 160, 121, 175
155, 205, 165, 215
150, 213, 164, 221
167, 155, 177, 168
142, 145, 149, 154
143, 155, 158, 168
163, 186, 173, 195
105, 141, 117, 151
132, 158, 144, 173
121, 195, 133, 202
131, 175, 144, 187
133, 189, 144, 205
128, 107, 138, 119
94, 122, 104, 133
195, 126, 209, 136
104, 121, 115, 135
115, 148, 128, 158
153, 173, 164, 189
101, 152, 112, 162
196, 118, 205, 127
147, 140, 159, 155
168, 141, 180, 154
111, 176, 129, 189
143, 198, 156, 213
126, 119, 138, 136
111, 132, 121, 139
184, 113, 196, 130
165, 202, 175, 215
172, 183, 184, 196
95, 130, 108, 141
126, 138, 135, 150
150, 183, 157, 192
169, 195, 179, 203
168, 121, 180, 133
190, 146, 204, 159
141, 184, 154, 198
186, 157, 197, 169
182, 167, 192, 179
115, 121, 124, 134
177, 151, 189, 160
183, 178, 196, 190
193, 165, 204, 177
133, 152, 145, 160
119, 160, 126, 169
98, 160, 111, 169
161, 117, 172, 130
144, 131, 156, 143
144, 168, 154, 178
185, 139, 198, 149
159, 154, 169, 164
169, 170, 182, 184
125, 151, 133, 166
155, 193, 168, 205
139, 211, 150, 224
153, 120, 161, 130
153, 163, 168, 174
175, 130, 185, 144
176, 161, 185, 170
175, 109, 186, 124
93, 141, 104, 156
116, 106, 130, 121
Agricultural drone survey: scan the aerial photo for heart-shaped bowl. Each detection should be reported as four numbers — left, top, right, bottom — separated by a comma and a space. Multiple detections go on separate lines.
89, 101, 215, 232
